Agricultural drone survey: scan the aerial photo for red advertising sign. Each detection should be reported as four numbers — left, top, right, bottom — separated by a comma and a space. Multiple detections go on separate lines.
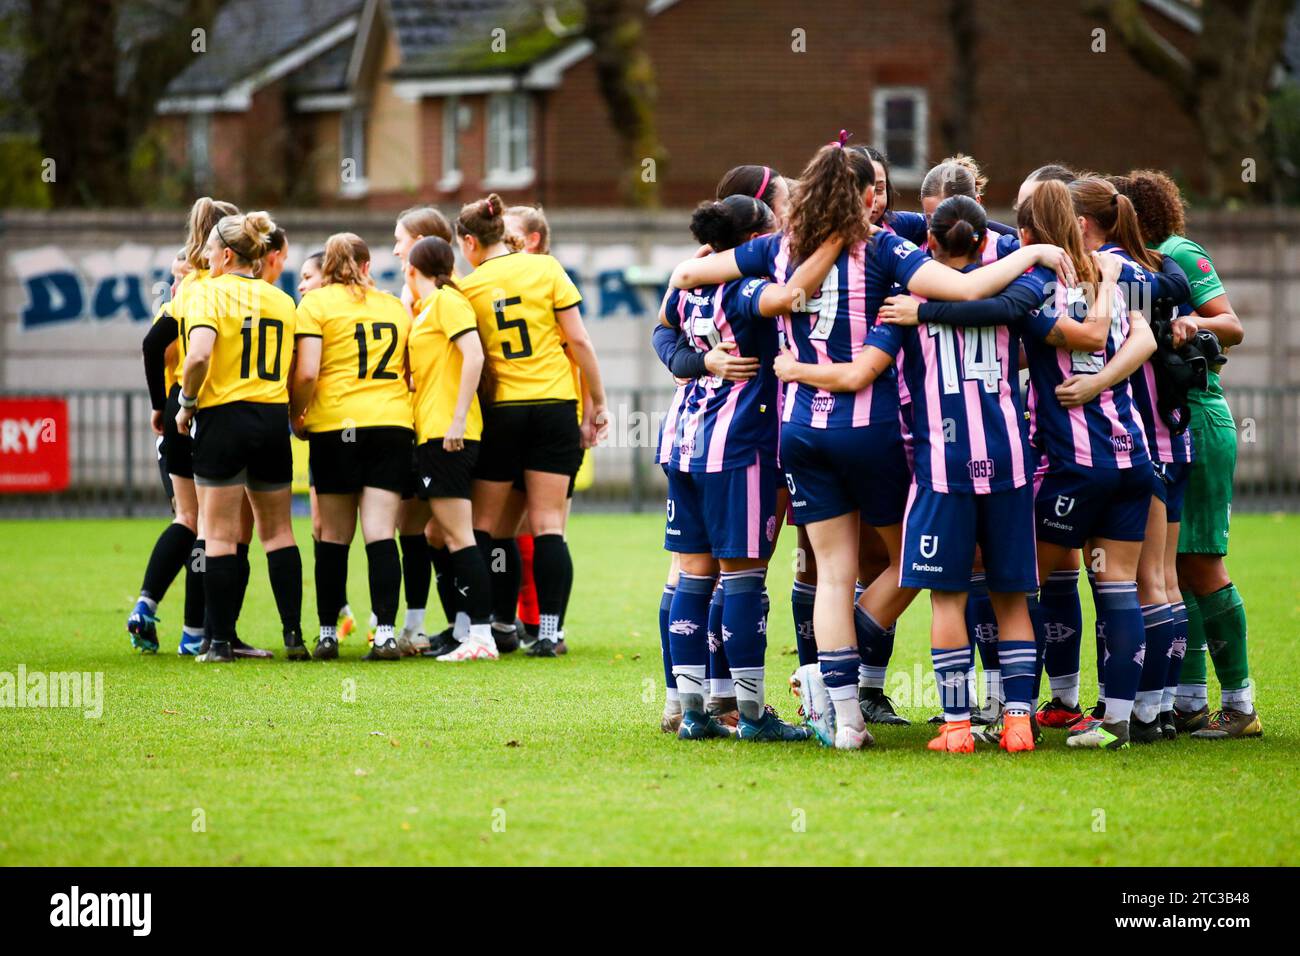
0, 397, 69, 493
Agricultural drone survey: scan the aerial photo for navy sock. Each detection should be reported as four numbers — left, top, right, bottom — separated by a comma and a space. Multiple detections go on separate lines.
1166, 600, 1188, 705
722, 570, 767, 721
1136, 602, 1174, 722
931, 647, 972, 722
1026, 592, 1046, 703
706, 584, 730, 692
1041, 569, 1082, 679
967, 573, 1000, 670
792, 581, 817, 666
819, 647, 860, 698
999, 640, 1038, 713
1087, 571, 1104, 696
669, 573, 715, 711
1096, 581, 1144, 724
659, 584, 676, 694
854, 605, 893, 692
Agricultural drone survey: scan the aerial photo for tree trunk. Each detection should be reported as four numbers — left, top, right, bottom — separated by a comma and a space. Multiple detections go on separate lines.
20, 0, 224, 207
582, 0, 666, 208
1088, 0, 1292, 203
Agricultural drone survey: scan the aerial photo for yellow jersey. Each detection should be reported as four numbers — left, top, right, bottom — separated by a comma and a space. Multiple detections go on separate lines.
159, 269, 208, 392
457, 252, 583, 405
177, 272, 297, 409
296, 284, 414, 432
408, 286, 483, 444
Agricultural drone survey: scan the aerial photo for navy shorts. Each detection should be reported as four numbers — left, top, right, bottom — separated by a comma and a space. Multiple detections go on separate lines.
1152, 460, 1191, 524
901, 482, 1038, 593
781, 421, 909, 527
664, 458, 778, 560
1035, 459, 1158, 548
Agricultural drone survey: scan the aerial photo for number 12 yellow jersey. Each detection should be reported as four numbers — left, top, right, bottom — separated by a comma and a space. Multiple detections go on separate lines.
177, 272, 297, 409
457, 253, 583, 405
295, 283, 414, 433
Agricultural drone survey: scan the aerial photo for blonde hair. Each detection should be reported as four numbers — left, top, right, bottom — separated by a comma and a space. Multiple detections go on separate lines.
506, 204, 551, 254
186, 197, 239, 270
213, 211, 275, 266
920, 154, 988, 201
321, 232, 373, 301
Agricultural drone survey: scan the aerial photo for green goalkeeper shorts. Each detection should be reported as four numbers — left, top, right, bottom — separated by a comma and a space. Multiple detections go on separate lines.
1178, 410, 1236, 556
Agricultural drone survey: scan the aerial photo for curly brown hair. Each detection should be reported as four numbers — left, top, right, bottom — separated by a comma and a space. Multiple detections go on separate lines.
1116, 169, 1185, 246
787, 142, 872, 263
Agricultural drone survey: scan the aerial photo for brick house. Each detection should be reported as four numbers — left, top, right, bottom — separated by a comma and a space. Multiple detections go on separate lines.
154, 0, 1219, 209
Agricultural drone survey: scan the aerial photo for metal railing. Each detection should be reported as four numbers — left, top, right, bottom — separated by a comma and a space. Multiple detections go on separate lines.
0, 384, 1296, 517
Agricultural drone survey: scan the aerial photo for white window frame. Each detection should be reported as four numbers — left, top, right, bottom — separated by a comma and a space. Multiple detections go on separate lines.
483, 91, 534, 190
187, 112, 212, 190
439, 95, 465, 192
872, 86, 928, 187
339, 103, 369, 198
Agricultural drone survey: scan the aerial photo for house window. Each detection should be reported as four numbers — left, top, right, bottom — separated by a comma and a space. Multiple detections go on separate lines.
440, 95, 463, 191
187, 113, 212, 190
485, 92, 533, 188
872, 87, 927, 183
341, 104, 368, 195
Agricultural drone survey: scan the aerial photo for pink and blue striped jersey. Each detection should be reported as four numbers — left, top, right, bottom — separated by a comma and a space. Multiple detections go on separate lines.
1020, 266, 1151, 471
733, 230, 929, 430
1098, 243, 1194, 464
660, 277, 779, 473
866, 264, 1035, 494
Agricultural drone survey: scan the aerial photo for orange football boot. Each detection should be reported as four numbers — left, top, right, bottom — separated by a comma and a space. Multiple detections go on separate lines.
999, 712, 1035, 752
927, 719, 975, 753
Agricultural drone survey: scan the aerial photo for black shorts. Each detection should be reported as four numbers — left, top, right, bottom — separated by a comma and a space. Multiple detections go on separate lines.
416, 439, 480, 500
156, 435, 174, 500
309, 426, 414, 495
400, 447, 420, 501
192, 401, 293, 489
477, 401, 582, 483
161, 384, 193, 480
511, 447, 585, 499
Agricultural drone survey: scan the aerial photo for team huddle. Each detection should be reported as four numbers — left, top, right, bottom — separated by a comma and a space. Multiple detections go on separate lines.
127, 196, 606, 665
654, 137, 1261, 752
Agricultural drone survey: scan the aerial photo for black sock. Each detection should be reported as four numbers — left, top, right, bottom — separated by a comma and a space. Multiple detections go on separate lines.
366, 539, 402, 628
398, 533, 430, 617
430, 544, 459, 624
480, 534, 521, 625
315, 541, 350, 629
531, 534, 572, 640
449, 544, 491, 624
184, 538, 206, 631
234, 542, 251, 620
265, 545, 303, 637
140, 522, 196, 603
203, 553, 240, 646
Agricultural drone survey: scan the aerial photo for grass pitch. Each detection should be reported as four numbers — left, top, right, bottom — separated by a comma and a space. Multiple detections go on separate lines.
0, 512, 1296, 866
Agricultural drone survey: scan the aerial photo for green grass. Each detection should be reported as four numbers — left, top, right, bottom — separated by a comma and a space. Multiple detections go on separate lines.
1, 512, 1297, 866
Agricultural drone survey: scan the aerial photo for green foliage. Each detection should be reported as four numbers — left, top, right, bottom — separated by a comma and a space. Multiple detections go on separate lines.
0, 137, 52, 209
1, 512, 1295, 865
1268, 82, 1300, 202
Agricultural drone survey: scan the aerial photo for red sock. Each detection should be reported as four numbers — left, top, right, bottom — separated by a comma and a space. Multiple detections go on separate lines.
517, 534, 539, 627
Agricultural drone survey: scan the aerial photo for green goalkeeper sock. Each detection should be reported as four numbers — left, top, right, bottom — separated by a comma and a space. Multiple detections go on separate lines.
1201, 583, 1252, 710
1176, 592, 1209, 712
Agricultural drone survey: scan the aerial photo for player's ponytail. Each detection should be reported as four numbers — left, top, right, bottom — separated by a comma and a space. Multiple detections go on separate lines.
1017, 180, 1098, 287
213, 211, 275, 267
408, 236, 460, 293
455, 193, 506, 246
185, 196, 239, 270
689, 195, 774, 253
787, 134, 871, 263
928, 195, 986, 261
1069, 176, 1162, 272
321, 232, 374, 301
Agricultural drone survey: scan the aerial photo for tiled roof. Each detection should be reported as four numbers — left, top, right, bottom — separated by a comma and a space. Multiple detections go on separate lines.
386, 0, 584, 77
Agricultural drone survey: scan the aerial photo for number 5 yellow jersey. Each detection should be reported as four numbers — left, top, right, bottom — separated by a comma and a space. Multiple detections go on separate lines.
295, 283, 414, 433
177, 273, 297, 409
457, 253, 583, 405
